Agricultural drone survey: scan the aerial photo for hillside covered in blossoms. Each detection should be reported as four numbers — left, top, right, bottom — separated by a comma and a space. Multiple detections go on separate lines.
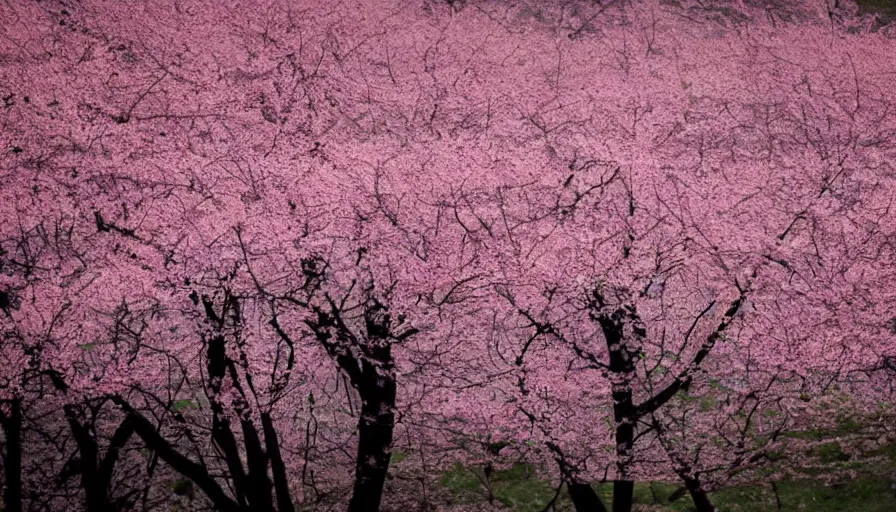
2, 1, 896, 511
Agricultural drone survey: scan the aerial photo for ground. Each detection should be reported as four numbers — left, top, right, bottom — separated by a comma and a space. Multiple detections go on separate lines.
390, 433, 896, 512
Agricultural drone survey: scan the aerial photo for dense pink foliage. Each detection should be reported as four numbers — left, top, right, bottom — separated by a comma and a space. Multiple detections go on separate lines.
2, 1, 895, 511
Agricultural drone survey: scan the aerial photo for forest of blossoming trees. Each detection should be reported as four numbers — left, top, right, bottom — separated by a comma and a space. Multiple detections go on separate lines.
1, 0, 895, 511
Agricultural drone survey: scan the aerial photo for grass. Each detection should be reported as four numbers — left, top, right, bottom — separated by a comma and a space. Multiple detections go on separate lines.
808, 442, 850, 464
781, 414, 865, 441
439, 460, 896, 511
701, 479, 896, 512
436, 412, 895, 511
440, 463, 563, 512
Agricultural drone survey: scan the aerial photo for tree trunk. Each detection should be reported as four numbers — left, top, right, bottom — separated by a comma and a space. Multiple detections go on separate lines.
64, 407, 105, 512
1, 399, 23, 512
347, 379, 395, 512
305, 298, 409, 512
83, 464, 107, 512
240, 418, 275, 512
568, 482, 608, 512
261, 412, 295, 512
612, 480, 634, 512
612, 387, 635, 512
206, 333, 250, 511
595, 297, 641, 512
94, 417, 135, 512
685, 477, 715, 512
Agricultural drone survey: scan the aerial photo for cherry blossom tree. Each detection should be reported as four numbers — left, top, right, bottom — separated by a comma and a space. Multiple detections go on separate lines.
2, 1, 896, 512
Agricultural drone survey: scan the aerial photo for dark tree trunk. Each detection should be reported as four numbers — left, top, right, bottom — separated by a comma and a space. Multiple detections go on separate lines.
240, 419, 274, 512
206, 331, 250, 511
612, 480, 634, 512
48, 375, 135, 512
685, 477, 715, 512
64, 407, 105, 512
95, 417, 135, 511
68, 412, 136, 512
568, 482, 608, 512
304, 296, 412, 512
261, 412, 294, 512
599, 304, 638, 512
611, 418, 635, 512
347, 377, 396, 512
1, 399, 23, 512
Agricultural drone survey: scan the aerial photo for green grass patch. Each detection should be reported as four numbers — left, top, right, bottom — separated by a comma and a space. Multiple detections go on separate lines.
663, 478, 896, 511
780, 416, 862, 442
439, 463, 896, 511
493, 475, 561, 512
809, 441, 850, 463
440, 464, 484, 505
170, 478, 194, 497
835, 416, 861, 434
440, 463, 565, 512
771, 478, 894, 512
172, 398, 198, 411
